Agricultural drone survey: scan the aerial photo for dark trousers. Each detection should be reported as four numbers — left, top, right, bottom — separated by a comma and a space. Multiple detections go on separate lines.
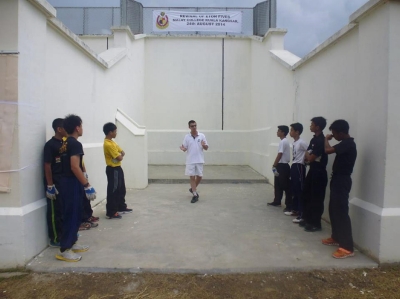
81, 195, 93, 222
59, 176, 83, 250
106, 166, 127, 216
45, 181, 63, 243
302, 167, 328, 228
329, 175, 354, 251
290, 163, 306, 214
273, 163, 292, 209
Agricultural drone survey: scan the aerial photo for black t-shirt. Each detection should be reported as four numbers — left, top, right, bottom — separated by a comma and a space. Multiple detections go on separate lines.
333, 138, 357, 175
307, 133, 328, 169
60, 136, 84, 177
43, 137, 64, 178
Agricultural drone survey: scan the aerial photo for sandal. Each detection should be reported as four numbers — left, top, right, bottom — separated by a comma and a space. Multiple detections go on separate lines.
88, 221, 98, 228
88, 216, 99, 222
78, 222, 91, 231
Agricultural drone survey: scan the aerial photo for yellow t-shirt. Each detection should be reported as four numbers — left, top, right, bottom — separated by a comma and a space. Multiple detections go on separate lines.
103, 139, 123, 167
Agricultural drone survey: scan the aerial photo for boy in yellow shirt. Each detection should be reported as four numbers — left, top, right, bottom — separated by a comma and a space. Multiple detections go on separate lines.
103, 122, 132, 219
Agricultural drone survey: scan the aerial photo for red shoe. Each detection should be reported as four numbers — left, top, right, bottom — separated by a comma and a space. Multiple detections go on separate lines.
332, 247, 354, 259
79, 222, 91, 231
88, 216, 99, 222
322, 237, 339, 246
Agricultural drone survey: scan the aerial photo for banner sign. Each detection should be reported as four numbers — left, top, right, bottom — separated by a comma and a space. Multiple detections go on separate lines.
153, 10, 242, 33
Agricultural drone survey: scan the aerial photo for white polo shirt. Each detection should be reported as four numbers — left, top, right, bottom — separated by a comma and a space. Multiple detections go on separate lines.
292, 138, 308, 164
182, 132, 208, 164
278, 137, 290, 163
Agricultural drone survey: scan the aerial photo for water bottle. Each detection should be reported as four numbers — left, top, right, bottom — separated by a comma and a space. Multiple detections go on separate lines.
272, 167, 279, 177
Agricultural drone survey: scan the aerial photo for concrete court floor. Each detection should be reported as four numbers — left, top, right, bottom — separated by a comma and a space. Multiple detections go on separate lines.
27, 166, 377, 273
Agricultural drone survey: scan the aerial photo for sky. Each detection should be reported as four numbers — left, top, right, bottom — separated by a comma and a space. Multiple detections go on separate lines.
47, 0, 369, 58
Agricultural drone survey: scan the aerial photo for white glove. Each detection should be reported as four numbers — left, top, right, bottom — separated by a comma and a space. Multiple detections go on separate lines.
84, 186, 97, 201
46, 185, 59, 200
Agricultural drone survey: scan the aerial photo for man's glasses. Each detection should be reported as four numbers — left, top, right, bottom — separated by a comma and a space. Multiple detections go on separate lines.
190, 125, 197, 127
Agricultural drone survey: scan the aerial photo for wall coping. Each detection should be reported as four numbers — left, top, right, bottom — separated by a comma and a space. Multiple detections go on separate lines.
292, 23, 358, 70
47, 18, 109, 68
349, 0, 386, 23
27, 0, 56, 18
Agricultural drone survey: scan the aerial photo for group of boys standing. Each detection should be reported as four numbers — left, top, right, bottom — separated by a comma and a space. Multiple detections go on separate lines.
44, 115, 131, 262
268, 117, 357, 259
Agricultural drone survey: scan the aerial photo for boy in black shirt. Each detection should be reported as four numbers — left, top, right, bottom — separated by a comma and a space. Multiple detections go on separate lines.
301, 117, 328, 232
43, 118, 67, 247
56, 115, 96, 262
323, 119, 357, 259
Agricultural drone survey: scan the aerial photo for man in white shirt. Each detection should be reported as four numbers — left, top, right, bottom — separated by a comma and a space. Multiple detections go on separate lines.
286, 123, 308, 222
180, 120, 209, 203
268, 125, 292, 210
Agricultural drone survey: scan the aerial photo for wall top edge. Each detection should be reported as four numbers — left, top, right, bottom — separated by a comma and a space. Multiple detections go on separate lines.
111, 26, 135, 40
146, 34, 252, 40
27, 0, 56, 18
79, 35, 113, 38
270, 50, 301, 70
349, 0, 386, 23
292, 23, 358, 70
48, 18, 109, 69
99, 48, 127, 68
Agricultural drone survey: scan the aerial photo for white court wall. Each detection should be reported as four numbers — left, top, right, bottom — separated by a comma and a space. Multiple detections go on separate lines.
0, 0, 146, 267
249, 33, 296, 179
79, 35, 114, 54
145, 37, 253, 165
270, 1, 399, 262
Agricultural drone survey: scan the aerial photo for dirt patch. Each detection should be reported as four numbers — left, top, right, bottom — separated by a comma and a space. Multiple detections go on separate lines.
0, 266, 399, 299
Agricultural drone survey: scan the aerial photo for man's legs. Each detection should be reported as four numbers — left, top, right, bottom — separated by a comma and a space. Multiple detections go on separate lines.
57, 177, 86, 262
105, 166, 120, 218
304, 168, 327, 231
329, 175, 353, 251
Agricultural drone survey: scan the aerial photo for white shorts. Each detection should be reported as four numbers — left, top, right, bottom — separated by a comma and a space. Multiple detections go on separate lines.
185, 163, 204, 177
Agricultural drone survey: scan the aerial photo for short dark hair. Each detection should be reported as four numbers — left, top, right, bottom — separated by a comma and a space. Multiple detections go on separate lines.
63, 114, 82, 134
52, 118, 64, 132
188, 120, 196, 127
103, 122, 117, 135
311, 116, 327, 131
278, 125, 289, 136
329, 119, 349, 134
290, 123, 303, 135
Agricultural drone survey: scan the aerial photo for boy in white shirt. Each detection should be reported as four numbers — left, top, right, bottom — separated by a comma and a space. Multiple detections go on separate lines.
268, 126, 292, 210
180, 120, 209, 203
285, 123, 308, 222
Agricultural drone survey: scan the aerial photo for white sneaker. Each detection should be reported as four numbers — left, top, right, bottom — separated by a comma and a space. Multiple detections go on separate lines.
55, 249, 82, 262
71, 243, 90, 252
292, 217, 303, 223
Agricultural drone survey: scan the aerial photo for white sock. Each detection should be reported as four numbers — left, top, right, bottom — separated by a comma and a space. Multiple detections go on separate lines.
193, 191, 198, 196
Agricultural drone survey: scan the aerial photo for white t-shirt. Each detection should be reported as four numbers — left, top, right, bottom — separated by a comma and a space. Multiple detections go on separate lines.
278, 137, 290, 163
292, 138, 308, 164
182, 132, 208, 164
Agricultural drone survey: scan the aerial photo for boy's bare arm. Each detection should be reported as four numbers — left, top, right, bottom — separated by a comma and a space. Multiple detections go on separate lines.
273, 153, 283, 167
325, 134, 336, 155
71, 156, 89, 186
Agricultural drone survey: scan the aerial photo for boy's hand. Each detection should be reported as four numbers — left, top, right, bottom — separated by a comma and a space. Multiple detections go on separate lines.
121, 151, 125, 157
180, 145, 187, 152
326, 134, 333, 141
84, 186, 97, 201
46, 185, 59, 200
